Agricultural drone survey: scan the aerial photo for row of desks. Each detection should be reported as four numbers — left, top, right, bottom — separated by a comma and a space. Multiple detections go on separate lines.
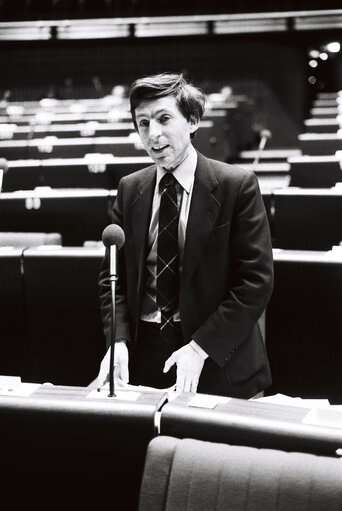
0, 382, 341, 510
2, 185, 341, 250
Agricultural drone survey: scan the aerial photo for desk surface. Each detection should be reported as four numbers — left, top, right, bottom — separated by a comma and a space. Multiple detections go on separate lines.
160, 393, 342, 456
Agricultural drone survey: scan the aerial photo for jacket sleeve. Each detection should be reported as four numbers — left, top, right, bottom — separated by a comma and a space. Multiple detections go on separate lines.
191, 172, 274, 367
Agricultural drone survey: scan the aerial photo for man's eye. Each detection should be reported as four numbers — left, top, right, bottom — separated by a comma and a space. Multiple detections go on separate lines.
160, 115, 170, 123
138, 120, 149, 128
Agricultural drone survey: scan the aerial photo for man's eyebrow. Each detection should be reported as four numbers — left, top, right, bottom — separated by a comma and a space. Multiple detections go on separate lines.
135, 108, 172, 119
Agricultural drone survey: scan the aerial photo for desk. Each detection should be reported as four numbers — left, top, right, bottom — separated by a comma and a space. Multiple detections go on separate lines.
0, 188, 116, 246
0, 384, 167, 511
272, 187, 342, 250
0, 136, 147, 159
289, 155, 342, 188
304, 118, 341, 133
266, 249, 342, 403
4, 156, 152, 191
160, 393, 342, 456
299, 133, 342, 155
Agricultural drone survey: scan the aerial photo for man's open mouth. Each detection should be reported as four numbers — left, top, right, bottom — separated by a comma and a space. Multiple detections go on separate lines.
152, 144, 168, 153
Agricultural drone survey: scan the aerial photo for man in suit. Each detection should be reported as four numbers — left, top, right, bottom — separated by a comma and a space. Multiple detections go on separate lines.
97, 73, 273, 398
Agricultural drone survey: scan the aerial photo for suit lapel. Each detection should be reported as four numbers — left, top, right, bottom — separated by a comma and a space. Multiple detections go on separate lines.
181, 153, 221, 290
130, 166, 156, 293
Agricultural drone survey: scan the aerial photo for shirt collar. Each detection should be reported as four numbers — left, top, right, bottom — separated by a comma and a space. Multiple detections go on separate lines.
156, 145, 197, 194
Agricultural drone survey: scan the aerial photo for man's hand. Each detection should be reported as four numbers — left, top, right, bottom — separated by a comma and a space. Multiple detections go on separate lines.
163, 343, 205, 393
97, 341, 129, 387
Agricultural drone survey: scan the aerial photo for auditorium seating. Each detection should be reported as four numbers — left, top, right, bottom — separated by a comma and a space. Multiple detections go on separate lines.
266, 248, 342, 404
0, 188, 116, 246
139, 436, 342, 511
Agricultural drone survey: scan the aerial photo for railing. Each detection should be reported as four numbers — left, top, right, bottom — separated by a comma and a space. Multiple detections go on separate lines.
0, 9, 342, 40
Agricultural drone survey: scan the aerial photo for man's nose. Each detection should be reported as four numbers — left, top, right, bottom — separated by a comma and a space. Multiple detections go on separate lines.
149, 120, 162, 139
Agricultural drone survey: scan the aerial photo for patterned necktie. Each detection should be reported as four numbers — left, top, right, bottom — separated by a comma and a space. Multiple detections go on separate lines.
157, 172, 180, 338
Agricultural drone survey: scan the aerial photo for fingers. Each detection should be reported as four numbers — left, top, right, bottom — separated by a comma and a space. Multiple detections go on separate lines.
163, 354, 175, 374
120, 363, 129, 383
175, 372, 199, 393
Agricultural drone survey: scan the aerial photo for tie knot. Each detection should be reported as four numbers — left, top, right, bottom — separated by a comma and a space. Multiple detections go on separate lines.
160, 172, 176, 192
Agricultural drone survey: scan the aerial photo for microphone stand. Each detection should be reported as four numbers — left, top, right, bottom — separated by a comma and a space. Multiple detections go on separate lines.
252, 130, 271, 173
108, 251, 118, 398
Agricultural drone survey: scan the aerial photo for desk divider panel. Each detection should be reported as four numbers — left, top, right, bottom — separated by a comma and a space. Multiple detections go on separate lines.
272, 187, 342, 250
0, 248, 27, 377
0, 386, 167, 511
289, 156, 342, 188
22, 246, 107, 386
266, 249, 342, 404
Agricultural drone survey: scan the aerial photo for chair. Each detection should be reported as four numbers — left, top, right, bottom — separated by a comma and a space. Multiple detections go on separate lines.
139, 436, 342, 511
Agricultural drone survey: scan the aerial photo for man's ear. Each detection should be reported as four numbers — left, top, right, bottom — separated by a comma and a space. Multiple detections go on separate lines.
189, 115, 200, 135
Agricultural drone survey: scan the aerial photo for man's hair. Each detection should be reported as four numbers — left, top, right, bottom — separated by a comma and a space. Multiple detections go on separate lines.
129, 73, 206, 136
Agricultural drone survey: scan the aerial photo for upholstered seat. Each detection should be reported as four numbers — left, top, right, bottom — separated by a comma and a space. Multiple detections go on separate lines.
139, 436, 342, 510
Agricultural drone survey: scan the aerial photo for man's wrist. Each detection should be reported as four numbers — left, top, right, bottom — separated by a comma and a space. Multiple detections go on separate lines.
190, 340, 209, 359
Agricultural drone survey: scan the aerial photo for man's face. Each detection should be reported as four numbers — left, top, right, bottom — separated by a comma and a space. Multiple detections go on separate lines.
134, 96, 199, 171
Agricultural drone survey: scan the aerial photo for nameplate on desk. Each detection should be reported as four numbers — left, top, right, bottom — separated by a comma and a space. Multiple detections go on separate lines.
188, 394, 231, 409
0, 381, 40, 397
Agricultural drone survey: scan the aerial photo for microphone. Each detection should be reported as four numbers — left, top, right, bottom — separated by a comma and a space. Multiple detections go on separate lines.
101, 224, 125, 398
102, 224, 125, 280
252, 129, 272, 171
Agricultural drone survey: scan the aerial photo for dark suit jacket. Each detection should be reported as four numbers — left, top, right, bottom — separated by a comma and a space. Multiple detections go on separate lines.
99, 151, 273, 398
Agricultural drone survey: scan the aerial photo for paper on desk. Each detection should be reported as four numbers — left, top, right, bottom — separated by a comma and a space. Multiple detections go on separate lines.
188, 394, 231, 409
253, 393, 331, 408
302, 407, 342, 429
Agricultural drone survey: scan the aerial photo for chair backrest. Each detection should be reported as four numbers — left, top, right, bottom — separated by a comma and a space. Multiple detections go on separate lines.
139, 436, 342, 511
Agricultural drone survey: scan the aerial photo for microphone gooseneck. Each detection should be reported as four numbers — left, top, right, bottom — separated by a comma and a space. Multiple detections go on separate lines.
252, 128, 272, 171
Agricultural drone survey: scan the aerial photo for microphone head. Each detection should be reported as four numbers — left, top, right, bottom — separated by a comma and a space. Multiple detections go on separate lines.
0, 158, 8, 173
260, 129, 272, 139
102, 224, 125, 250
